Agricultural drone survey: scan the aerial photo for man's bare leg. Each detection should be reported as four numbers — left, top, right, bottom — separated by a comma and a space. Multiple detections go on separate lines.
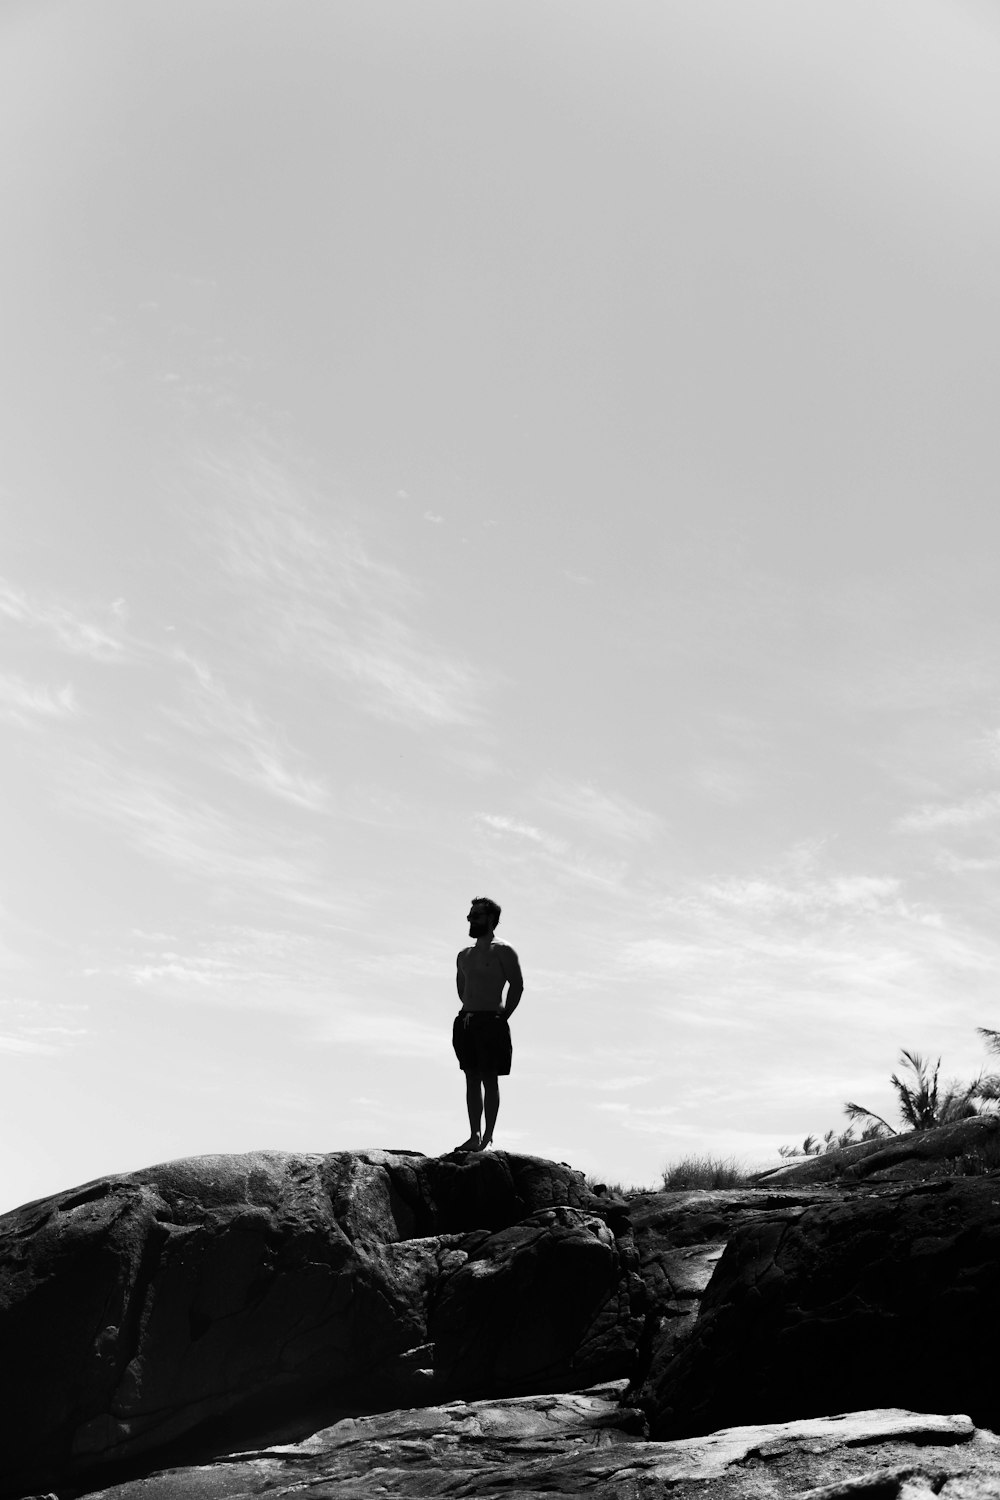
477, 1074, 499, 1149
455, 1070, 483, 1151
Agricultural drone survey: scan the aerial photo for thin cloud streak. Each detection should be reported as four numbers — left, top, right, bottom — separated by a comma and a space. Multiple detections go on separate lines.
474, 813, 628, 892
0, 673, 77, 726
60, 756, 352, 916
0, 1035, 60, 1056
167, 652, 331, 811
896, 792, 1000, 832
83, 925, 358, 1014
683, 873, 908, 919
196, 449, 484, 729
538, 779, 663, 843
0, 579, 128, 662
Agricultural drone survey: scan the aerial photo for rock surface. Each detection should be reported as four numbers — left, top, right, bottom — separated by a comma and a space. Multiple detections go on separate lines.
753, 1115, 1000, 1187
0, 1149, 643, 1498
640, 1176, 1000, 1439
79, 1387, 1000, 1500
627, 1185, 843, 1366
7, 1145, 1000, 1498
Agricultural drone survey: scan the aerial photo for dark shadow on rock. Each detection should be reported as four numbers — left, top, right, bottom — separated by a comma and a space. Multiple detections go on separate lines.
639, 1175, 1000, 1439
0, 1148, 642, 1499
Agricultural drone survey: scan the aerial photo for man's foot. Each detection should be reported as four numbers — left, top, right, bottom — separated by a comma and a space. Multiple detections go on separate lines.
471, 1136, 493, 1152
453, 1134, 480, 1153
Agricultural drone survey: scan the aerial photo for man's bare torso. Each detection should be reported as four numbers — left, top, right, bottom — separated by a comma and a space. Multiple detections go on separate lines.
456, 942, 518, 1012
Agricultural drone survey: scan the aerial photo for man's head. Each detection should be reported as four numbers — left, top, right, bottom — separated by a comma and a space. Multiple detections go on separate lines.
468, 896, 501, 938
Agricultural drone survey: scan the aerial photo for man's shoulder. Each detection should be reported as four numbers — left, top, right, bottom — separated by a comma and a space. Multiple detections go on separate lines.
493, 941, 520, 962
457, 945, 474, 962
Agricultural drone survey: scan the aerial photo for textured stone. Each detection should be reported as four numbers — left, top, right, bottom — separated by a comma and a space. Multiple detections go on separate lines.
79, 1394, 988, 1500
640, 1176, 1000, 1439
753, 1116, 1000, 1187
627, 1186, 838, 1364
0, 1149, 641, 1497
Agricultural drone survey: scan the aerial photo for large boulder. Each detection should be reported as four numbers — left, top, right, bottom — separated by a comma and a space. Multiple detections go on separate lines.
640, 1176, 1000, 1439
0, 1149, 643, 1498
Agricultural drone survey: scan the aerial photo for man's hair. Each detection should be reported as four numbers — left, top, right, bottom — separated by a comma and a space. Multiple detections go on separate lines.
471, 896, 501, 929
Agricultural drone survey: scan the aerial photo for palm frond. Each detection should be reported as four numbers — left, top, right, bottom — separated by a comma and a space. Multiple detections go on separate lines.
891, 1051, 941, 1131
977, 1028, 1000, 1057
844, 1100, 897, 1135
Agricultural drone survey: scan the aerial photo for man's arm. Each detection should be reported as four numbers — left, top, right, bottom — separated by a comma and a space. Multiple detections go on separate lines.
456, 950, 466, 1002
500, 946, 524, 1018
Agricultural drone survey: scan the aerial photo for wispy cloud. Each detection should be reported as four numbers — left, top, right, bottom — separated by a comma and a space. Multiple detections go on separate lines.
104, 928, 464, 1058
0, 1035, 60, 1056
195, 449, 483, 728
592, 1101, 682, 1135
0, 579, 128, 662
474, 812, 627, 891
690, 760, 758, 804
537, 779, 662, 843
167, 652, 330, 811
687, 873, 907, 919
0, 673, 77, 727
0, 992, 87, 1056
622, 938, 719, 975
84, 925, 346, 1010
896, 792, 1000, 833
935, 851, 1000, 874
330, 618, 478, 726
315, 1008, 445, 1059
475, 813, 568, 855
61, 757, 352, 915
612, 856, 999, 1049
593, 1074, 655, 1091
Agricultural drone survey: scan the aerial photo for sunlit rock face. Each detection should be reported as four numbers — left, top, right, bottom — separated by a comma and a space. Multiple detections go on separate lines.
76, 1397, 994, 1500
639, 1175, 1000, 1439
0, 1149, 644, 1498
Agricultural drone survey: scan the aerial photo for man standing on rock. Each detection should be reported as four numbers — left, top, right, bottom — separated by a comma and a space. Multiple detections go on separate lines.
453, 896, 523, 1153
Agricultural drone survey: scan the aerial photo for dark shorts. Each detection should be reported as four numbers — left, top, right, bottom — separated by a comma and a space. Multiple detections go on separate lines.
452, 1011, 512, 1077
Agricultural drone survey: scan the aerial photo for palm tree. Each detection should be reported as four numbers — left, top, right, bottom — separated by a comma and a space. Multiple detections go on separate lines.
971, 1028, 1000, 1107
845, 1049, 979, 1135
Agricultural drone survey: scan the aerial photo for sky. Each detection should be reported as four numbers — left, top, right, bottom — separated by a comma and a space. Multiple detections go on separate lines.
3, 0, 1000, 1211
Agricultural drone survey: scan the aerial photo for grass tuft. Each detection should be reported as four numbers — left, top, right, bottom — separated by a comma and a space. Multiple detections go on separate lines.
661, 1154, 750, 1191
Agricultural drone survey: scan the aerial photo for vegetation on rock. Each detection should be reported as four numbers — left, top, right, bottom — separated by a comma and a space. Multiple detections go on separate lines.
779, 1032, 1000, 1160
660, 1155, 750, 1190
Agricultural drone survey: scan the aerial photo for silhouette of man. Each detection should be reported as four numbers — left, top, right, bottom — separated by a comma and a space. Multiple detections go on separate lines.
452, 896, 523, 1152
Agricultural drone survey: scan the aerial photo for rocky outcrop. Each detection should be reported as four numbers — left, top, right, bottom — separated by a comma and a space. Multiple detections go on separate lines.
627, 1185, 842, 1365
753, 1115, 1000, 1187
640, 1176, 1000, 1440
81, 1389, 996, 1500
8, 1144, 1000, 1499
0, 1149, 643, 1498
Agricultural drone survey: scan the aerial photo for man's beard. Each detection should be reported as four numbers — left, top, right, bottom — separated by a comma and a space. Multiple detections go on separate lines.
469, 919, 490, 937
